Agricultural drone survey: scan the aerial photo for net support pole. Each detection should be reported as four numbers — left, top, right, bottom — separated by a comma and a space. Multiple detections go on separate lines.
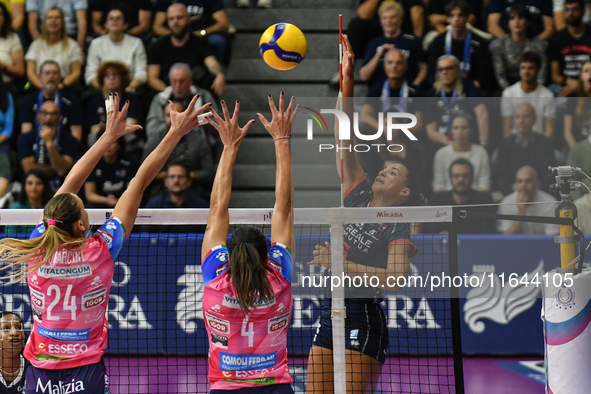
449, 208, 465, 394
330, 224, 347, 394
543, 268, 591, 394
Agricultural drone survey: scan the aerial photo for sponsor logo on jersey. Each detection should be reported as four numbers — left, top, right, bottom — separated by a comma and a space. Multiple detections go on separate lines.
46, 343, 89, 355
106, 221, 117, 230
350, 329, 359, 339
211, 332, 228, 349
97, 229, 113, 247
216, 262, 229, 276
32, 305, 43, 322
268, 312, 290, 334
38, 263, 91, 279
205, 312, 230, 334
268, 260, 282, 273
38, 326, 90, 342
36, 378, 85, 393
219, 352, 277, 371
222, 294, 275, 309
30, 288, 45, 308
82, 288, 107, 310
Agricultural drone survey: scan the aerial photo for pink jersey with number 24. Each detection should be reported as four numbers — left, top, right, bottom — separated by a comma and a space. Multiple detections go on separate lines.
24, 218, 126, 370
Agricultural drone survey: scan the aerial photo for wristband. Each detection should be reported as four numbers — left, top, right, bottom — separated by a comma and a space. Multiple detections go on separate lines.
273, 136, 290, 141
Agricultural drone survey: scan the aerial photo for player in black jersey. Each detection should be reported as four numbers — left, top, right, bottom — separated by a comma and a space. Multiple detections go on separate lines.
307, 35, 427, 394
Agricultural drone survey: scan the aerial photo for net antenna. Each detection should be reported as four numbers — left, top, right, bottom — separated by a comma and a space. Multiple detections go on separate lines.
331, 14, 347, 394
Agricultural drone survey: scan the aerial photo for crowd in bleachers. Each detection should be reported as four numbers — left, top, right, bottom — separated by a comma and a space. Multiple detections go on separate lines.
1, 0, 591, 235
0, 0, 230, 223
351, 0, 591, 234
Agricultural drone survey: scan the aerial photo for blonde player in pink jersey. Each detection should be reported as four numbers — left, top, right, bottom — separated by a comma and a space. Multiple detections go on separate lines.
0, 93, 211, 394
201, 94, 296, 394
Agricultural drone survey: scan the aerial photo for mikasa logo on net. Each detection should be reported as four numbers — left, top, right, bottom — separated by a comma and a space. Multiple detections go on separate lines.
305, 108, 417, 152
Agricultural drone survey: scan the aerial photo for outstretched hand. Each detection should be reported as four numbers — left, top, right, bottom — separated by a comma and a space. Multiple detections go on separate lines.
257, 92, 298, 140
207, 100, 255, 148
310, 242, 332, 270
342, 34, 355, 79
104, 93, 143, 140
168, 95, 212, 136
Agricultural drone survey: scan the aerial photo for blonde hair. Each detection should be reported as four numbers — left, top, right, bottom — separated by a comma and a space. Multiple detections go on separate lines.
434, 55, 463, 95
378, 0, 404, 19
0, 193, 87, 284
40, 7, 69, 50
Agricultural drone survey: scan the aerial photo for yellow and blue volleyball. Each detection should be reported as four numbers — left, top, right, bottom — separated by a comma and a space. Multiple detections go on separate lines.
259, 23, 307, 70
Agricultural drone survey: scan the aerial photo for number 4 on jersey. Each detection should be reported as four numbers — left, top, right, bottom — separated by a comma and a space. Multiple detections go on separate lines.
241, 315, 254, 347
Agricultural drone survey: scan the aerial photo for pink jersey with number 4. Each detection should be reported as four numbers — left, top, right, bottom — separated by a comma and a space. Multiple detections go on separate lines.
24, 218, 126, 370
202, 243, 293, 390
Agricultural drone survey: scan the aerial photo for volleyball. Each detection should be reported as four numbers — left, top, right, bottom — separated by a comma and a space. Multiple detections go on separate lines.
259, 23, 307, 70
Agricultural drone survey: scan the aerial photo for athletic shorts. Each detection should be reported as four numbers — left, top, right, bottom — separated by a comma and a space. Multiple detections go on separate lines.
24, 361, 110, 394
312, 298, 389, 364
211, 383, 294, 394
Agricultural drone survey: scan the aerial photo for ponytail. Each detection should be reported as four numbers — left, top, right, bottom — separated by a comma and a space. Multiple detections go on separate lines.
228, 227, 273, 314
0, 193, 87, 284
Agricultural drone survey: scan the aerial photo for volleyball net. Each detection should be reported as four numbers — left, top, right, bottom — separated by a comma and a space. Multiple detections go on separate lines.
0, 207, 463, 393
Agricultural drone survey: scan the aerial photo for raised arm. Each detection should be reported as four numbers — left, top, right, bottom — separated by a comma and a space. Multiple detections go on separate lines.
55, 94, 141, 197
339, 35, 366, 191
258, 93, 296, 250
201, 101, 254, 257
112, 96, 211, 238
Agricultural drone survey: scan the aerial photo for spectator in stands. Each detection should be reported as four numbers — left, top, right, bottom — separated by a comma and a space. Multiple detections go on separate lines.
0, 152, 9, 199
148, 3, 225, 97
563, 60, 591, 148
20, 60, 83, 141
488, 0, 554, 41
567, 132, 591, 200
0, 71, 14, 164
3, 0, 24, 32
86, 62, 142, 161
428, 0, 483, 34
146, 62, 219, 154
144, 162, 208, 233
84, 134, 136, 208
26, 0, 87, 52
574, 186, 591, 234
25, 7, 83, 91
17, 101, 79, 192
425, 55, 489, 147
85, 8, 147, 92
0, 2, 24, 87
145, 100, 215, 197
346, 0, 424, 63
432, 112, 491, 192
548, 0, 591, 97
497, 166, 559, 234
236, 0, 272, 8
358, 52, 426, 178
500, 52, 555, 139
491, 5, 547, 90
360, 1, 427, 91
494, 103, 556, 196
429, 158, 496, 233
6, 169, 52, 234
554, 0, 591, 31
152, 0, 230, 65
427, 1, 492, 90
90, 0, 152, 43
